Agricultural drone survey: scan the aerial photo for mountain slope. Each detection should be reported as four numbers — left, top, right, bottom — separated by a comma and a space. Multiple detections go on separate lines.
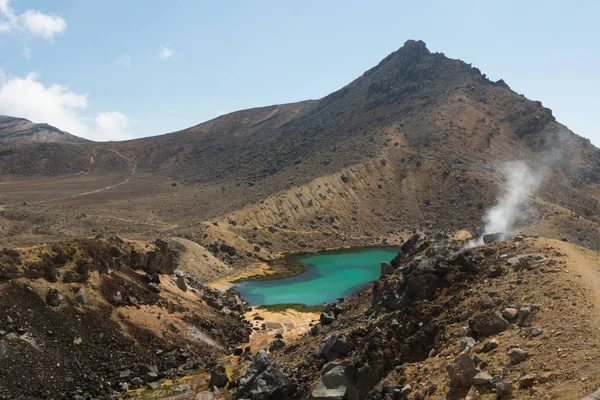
0, 40, 599, 253
0, 116, 90, 144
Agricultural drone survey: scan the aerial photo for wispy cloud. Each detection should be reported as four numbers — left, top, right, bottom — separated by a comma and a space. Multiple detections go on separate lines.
116, 54, 132, 68
22, 45, 31, 59
0, 0, 66, 40
158, 45, 173, 60
0, 72, 132, 141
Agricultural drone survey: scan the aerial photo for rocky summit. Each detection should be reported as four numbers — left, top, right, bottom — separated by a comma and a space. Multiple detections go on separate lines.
1, 39, 600, 399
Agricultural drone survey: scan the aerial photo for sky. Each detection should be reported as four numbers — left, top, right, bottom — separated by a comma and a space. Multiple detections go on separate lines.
0, 0, 598, 144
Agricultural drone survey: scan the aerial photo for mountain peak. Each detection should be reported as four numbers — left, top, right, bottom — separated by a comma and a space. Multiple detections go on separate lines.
399, 39, 430, 57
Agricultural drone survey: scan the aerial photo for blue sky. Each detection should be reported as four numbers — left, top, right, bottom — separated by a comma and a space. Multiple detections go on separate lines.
0, 0, 598, 144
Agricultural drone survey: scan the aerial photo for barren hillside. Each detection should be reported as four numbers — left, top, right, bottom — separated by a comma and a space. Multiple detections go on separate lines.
0, 40, 598, 254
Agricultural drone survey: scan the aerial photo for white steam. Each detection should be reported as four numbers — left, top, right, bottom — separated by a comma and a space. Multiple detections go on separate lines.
469, 161, 543, 247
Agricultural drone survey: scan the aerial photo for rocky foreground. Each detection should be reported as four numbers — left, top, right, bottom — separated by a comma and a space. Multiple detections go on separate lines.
0, 238, 251, 399
202, 234, 600, 400
2, 233, 600, 399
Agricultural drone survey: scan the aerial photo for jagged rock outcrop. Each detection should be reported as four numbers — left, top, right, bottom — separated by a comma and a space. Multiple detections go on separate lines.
311, 361, 358, 400
234, 351, 297, 400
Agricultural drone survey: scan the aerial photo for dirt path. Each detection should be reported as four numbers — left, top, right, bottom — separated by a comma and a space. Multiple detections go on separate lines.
30, 148, 137, 205
536, 238, 600, 312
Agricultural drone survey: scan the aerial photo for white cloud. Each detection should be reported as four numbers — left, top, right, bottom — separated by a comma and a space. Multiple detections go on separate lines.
20, 10, 66, 40
95, 112, 130, 141
0, 72, 132, 141
158, 45, 173, 60
22, 45, 31, 59
0, 0, 66, 40
0, 0, 11, 14
116, 54, 132, 68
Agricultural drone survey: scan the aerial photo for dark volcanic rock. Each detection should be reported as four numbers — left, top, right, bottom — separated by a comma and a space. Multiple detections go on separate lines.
320, 311, 336, 325
447, 353, 477, 387
269, 338, 286, 352
75, 288, 88, 304
319, 334, 349, 362
482, 232, 505, 244
45, 288, 63, 307
380, 262, 395, 277
235, 350, 296, 400
311, 360, 358, 400
469, 310, 510, 337
210, 365, 229, 388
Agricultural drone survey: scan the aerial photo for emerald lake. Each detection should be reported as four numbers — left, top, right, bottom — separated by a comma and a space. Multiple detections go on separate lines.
235, 247, 400, 306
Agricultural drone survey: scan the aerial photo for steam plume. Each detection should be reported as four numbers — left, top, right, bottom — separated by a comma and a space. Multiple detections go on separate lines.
469, 161, 543, 246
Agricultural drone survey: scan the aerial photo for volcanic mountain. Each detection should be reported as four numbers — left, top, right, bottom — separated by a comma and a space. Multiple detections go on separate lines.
0, 39, 599, 253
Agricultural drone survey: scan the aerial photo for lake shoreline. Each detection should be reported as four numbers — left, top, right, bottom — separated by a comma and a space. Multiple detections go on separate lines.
233, 244, 402, 284
234, 246, 402, 307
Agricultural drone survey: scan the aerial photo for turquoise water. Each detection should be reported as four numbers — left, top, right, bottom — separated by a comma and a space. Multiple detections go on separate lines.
235, 247, 400, 306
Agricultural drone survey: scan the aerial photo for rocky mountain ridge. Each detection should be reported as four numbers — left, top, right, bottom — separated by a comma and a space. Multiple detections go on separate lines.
0, 116, 90, 144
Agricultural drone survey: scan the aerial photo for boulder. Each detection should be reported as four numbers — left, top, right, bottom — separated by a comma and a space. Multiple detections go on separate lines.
207, 297, 224, 310
129, 296, 139, 307
473, 371, 492, 385
496, 380, 513, 398
320, 311, 336, 325
146, 271, 161, 284
144, 372, 160, 383
508, 348, 528, 363
112, 291, 123, 305
465, 386, 478, 400
517, 303, 539, 327
447, 353, 477, 387
75, 288, 88, 304
146, 381, 161, 390
148, 282, 161, 294
481, 339, 499, 353
236, 351, 296, 400
519, 374, 536, 389
146, 240, 180, 274
469, 310, 510, 337
174, 269, 185, 277
483, 232, 505, 244
460, 337, 476, 353
210, 365, 229, 388
311, 360, 358, 400
139, 364, 158, 374
268, 339, 286, 352
131, 377, 144, 386
177, 276, 188, 292
506, 254, 546, 269
380, 262, 395, 277
319, 334, 349, 362
219, 242, 237, 256
487, 265, 503, 278
501, 307, 518, 320
530, 328, 543, 336
479, 293, 495, 308
63, 270, 78, 283
46, 289, 63, 307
